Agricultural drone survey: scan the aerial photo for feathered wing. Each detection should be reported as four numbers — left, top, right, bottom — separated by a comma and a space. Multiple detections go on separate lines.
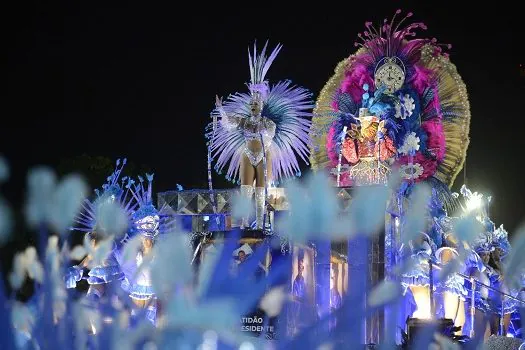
264, 80, 314, 182
420, 47, 470, 187
71, 158, 137, 233
310, 59, 351, 171
206, 93, 251, 184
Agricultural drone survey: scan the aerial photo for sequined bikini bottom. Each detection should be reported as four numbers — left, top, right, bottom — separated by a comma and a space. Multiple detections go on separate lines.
244, 147, 265, 167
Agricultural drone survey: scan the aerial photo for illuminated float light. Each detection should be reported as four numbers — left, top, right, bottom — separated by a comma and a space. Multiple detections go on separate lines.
464, 193, 483, 213
412, 305, 432, 320
410, 285, 432, 320
443, 292, 465, 331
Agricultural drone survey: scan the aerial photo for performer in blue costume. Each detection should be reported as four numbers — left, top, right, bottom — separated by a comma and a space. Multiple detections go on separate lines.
429, 190, 468, 330
65, 159, 135, 302
120, 173, 161, 326
488, 224, 517, 335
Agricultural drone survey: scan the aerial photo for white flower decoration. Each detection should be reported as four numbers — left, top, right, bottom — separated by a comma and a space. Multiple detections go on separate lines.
394, 94, 416, 119
398, 132, 420, 155
399, 163, 424, 180
403, 95, 416, 118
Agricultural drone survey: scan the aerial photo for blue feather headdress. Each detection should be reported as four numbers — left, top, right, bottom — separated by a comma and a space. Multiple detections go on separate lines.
492, 224, 511, 258
72, 158, 137, 234
128, 173, 161, 239
471, 232, 494, 254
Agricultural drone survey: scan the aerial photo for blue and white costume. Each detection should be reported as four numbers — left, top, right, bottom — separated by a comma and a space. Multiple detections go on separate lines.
120, 173, 161, 325
66, 159, 136, 302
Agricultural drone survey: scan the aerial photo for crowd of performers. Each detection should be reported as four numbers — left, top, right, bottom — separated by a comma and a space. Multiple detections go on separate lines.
304, 9, 523, 339
63, 41, 315, 331
399, 185, 524, 338
39, 10, 525, 343
62, 171, 524, 339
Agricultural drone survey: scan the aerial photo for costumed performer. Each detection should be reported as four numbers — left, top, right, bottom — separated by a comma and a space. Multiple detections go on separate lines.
207, 41, 313, 229
66, 159, 135, 303
120, 173, 162, 326
430, 190, 468, 330
488, 224, 517, 335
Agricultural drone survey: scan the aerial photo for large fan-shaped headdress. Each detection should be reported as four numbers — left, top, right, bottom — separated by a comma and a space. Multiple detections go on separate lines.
206, 41, 314, 184
247, 42, 281, 103
310, 10, 470, 197
72, 158, 137, 234
127, 173, 161, 239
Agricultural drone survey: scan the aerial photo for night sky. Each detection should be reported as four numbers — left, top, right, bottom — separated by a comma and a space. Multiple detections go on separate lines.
4, 2, 524, 237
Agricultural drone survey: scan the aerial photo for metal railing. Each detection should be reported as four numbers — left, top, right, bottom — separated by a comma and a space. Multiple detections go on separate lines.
428, 259, 524, 337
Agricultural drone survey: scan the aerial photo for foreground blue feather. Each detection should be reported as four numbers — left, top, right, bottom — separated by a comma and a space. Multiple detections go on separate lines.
1, 161, 524, 349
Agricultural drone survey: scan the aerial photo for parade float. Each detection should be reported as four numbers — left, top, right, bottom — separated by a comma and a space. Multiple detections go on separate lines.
1, 10, 523, 350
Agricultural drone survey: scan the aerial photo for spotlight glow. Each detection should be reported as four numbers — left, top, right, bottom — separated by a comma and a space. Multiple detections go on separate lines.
465, 193, 483, 213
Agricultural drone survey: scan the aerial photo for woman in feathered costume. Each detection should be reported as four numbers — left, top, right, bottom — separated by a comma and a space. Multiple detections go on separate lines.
428, 191, 468, 330
120, 173, 166, 326
65, 159, 136, 301
399, 230, 437, 319
457, 185, 514, 338
463, 229, 500, 339
488, 224, 517, 335
207, 41, 313, 229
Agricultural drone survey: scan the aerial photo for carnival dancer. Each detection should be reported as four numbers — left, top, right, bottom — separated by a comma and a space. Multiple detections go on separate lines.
428, 190, 468, 330
488, 225, 517, 335
463, 231, 495, 339
66, 159, 135, 302
400, 231, 437, 319
64, 159, 138, 338
456, 184, 518, 338
120, 174, 161, 326
291, 256, 307, 333
207, 41, 313, 229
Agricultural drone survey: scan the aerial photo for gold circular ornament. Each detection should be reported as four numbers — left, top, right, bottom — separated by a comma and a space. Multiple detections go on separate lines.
374, 57, 406, 94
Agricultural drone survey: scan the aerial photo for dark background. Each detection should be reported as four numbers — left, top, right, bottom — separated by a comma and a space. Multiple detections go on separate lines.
3, 0, 524, 258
